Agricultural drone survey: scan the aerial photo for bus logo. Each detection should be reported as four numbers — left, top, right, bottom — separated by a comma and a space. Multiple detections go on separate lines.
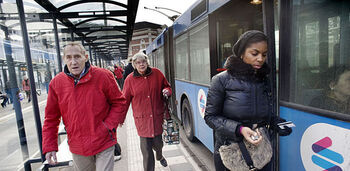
300, 123, 349, 171
311, 137, 343, 171
197, 89, 206, 118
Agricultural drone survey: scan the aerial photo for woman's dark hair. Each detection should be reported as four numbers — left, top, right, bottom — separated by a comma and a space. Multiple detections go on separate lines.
323, 65, 350, 90
232, 30, 268, 58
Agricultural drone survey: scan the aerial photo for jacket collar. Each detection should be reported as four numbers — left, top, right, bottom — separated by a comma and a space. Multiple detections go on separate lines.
64, 62, 91, 85
224, 56, 270, 79
133, 67, 152, 77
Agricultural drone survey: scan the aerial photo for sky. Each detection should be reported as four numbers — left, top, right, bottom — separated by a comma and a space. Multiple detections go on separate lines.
135, 0, 198, 26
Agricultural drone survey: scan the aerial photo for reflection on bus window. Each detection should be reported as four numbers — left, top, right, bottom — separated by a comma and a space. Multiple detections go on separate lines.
189, 21, 210, 85
289, 0, 350, 114
175, 33, 189, 80
309, 66, 350, 114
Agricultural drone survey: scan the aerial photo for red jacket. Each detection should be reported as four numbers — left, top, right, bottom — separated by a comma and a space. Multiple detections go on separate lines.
42, 65, 126, 156
114, 67, 123, 79
122, 67, 171, 137
22, 79, 30, 91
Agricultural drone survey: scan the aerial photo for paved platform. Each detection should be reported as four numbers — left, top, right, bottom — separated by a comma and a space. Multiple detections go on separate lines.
115, 107, 201, 171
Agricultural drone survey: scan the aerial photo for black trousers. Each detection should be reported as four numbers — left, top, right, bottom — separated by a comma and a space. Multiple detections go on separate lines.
139, 135, 164, 171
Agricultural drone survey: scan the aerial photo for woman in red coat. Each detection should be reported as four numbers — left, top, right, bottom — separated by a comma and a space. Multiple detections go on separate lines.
122, 52, 171, 171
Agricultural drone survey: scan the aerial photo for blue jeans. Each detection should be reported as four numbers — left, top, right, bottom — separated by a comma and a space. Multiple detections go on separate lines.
5, 90, 12, 104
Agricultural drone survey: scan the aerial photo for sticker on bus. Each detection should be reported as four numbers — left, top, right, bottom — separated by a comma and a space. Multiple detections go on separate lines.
300, 123, 349, 171
197, 89, 207, 118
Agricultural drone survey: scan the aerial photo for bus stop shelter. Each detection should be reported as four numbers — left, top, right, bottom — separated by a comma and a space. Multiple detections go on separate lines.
0, 0, 139, 170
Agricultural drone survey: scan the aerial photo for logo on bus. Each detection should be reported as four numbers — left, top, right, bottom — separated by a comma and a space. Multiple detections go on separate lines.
311, 137, 343, 171
300, 123, 348, 171
197, 89, 206, 118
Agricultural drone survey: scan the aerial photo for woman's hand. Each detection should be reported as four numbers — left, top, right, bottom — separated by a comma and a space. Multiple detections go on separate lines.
240, 127, 263, 145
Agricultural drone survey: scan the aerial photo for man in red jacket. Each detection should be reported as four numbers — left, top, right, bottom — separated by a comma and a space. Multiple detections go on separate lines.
122, 52, 171, 171
42, 42, 126, 171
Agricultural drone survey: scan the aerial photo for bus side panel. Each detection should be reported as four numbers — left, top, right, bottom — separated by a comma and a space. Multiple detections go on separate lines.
279, 106, 350, 171
175, 80, 214, 152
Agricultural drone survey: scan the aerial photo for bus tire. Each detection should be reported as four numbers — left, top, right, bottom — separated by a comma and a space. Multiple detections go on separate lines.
181, 98, 194, 142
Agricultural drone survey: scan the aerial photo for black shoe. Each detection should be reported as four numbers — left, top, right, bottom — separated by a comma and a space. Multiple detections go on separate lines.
159, 158, 168, 167
1, 103, 4, 108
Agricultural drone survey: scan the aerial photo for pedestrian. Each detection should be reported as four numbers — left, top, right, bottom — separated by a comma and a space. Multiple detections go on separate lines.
123, 57, 133, 80
114, 64, 124, 89
44, 71, 52, 94
204, 30, 292, 171
106, 65, 123, 161
5, 80, 12, 104
0, 91, 8, 108
42, 42, 127, 171
122, 52, 171, 171
22, 76, 31, 103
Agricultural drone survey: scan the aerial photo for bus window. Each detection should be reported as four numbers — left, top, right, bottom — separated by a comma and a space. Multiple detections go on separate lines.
155, 47, 165, 74
214, 1, 263, 69
289, 0, 350, 114
175, 33, 189, 80
189, 21, 210, 85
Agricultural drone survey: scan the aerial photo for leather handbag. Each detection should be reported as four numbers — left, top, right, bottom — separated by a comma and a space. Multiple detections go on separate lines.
219, 127, 273, 171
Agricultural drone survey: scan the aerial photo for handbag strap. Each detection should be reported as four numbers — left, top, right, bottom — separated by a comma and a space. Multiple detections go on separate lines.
238, 141, 257, 171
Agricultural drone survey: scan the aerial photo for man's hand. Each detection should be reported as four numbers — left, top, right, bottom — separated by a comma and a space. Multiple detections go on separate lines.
45, 151, 58, 165
162, 89, 170, 97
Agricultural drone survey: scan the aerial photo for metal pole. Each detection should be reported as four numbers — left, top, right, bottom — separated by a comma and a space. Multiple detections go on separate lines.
52, 17, 62, 72
2, 27, 29, 161
88, 45, 93, 64
16, 0, 44, 162
94, 51, 98, 66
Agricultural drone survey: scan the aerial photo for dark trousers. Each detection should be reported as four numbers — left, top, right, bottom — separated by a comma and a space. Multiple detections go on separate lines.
25, 90, 31, 102
140, 135, 164, 171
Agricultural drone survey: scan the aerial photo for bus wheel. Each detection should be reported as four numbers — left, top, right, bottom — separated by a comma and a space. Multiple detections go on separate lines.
181, 98, 194, 141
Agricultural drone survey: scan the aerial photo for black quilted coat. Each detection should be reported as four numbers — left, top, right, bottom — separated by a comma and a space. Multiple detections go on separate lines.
204, 56, 272, 151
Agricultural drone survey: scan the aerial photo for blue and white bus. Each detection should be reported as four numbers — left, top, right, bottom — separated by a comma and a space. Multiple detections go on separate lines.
146, 0, 350, 170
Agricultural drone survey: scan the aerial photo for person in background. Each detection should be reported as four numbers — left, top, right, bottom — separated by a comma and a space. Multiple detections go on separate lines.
123, 57, 133, 80
44, 71, 52, 94
106, 65, 123, 161
204, 30, 292, 171
0, 90, 8, 108
42, 42, 126, 171
22, 76, 31, 103
5, 80, 12, 104
310, 65, 350, 114
114, 64, 124, 89
122, 52, 171, 171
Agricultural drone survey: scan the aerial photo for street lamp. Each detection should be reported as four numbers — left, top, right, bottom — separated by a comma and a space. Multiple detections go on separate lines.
144, 6, 179, 22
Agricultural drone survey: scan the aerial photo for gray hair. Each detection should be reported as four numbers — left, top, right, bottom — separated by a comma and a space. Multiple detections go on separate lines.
132, 52, 150, 68
63, 42, 86, 57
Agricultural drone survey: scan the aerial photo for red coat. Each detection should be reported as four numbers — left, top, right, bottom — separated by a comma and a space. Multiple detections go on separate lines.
22, 79, 30, 91
114, 67, 123, 79
42, 65, 127, 156
122, 67, 171, 137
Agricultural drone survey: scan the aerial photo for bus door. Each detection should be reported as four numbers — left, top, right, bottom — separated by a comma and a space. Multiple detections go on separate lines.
209, 0, 264, 77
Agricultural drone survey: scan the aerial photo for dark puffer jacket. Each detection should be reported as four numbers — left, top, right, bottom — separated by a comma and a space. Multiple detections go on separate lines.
204, 56, 271, 145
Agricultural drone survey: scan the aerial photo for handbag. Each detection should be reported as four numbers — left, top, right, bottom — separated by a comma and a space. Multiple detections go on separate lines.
162, 97, 180, 145
219, 127, 273, 171
162, 119, 180, 144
